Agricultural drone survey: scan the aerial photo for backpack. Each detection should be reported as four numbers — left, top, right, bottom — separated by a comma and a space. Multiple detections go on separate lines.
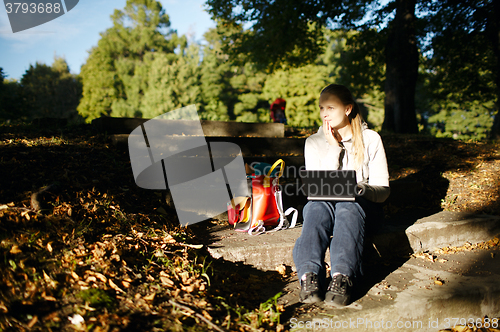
227, 159, 298, 235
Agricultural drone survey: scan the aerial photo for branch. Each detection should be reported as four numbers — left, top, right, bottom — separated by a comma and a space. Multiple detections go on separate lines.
168, 299, 226, 332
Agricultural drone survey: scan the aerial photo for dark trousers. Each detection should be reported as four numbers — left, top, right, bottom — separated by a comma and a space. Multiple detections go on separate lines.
292, 197, 382, 289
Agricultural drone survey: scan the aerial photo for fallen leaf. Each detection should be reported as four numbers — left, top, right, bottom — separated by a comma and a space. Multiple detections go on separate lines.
10, 245, 22, 254
182, 284, 196, 293
94, 272, 107, 283
27, 315, 38, 328
109, 279, 125, 293
197, 299, 207, 308
82, 302, 96, 311
202, 310, 212, 320
41, 291, 57, 301
86, 276, 97, 283
160, 276, 174, 287
182, 243, 203, 249
43, 271, 57, 288
413, 251, 435, 262
276, 264, 287, 276
68, 314, 84, 325
163, 234, 176, 243
179, 272, 189, 284
450, 325, 469, 332
143, 293, 155, 301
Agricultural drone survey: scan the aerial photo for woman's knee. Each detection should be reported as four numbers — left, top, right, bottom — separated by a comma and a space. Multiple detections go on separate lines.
303, 201, 334, 228
334, 201, 365, 220
303, 201, 332, 217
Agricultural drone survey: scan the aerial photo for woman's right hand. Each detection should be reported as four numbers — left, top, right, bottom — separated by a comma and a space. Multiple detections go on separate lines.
323, 120, 342, 146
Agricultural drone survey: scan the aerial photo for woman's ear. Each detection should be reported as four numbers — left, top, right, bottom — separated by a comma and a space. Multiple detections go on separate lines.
345, 104, 353, 116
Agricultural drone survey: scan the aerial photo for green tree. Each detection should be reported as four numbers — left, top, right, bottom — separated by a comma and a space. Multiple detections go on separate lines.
0, 68, 5, 118
20, 57, 82, 121
424, 0, 499, 139
262, 64, 330, 127
78, 0, 182, 121
205, 0, 421, 133
260, 29, 385, 128
198, 27, 233, 121
0, 68, 24, 122
198, 25, 268, 122
334, 29, 386, 130
141, 43, 203, 118
427, 100, 494, 140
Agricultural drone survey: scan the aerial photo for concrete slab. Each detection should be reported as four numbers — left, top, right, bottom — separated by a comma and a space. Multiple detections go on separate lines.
281, 247, 500, 331
200, 211, 500, 331
93, 117, 285, 137
205, 212, 500, 272
406, 212, 500, 252
111, 134, 305, 156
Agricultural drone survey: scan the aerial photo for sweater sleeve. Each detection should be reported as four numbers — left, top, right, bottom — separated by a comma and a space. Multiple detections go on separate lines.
360, 131, 390, 202
366, 132, 389, 187
357, 183, 390, 203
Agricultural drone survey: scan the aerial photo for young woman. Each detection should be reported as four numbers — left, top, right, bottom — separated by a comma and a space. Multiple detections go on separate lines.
293, 84, 390, 307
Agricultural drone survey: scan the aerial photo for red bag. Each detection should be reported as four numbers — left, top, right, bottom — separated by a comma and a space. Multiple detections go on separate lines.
227, 159, 297, 235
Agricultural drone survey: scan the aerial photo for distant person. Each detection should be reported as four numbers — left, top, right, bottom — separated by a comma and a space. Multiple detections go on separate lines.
270, 98, 287, 124
293, 84, 390, 307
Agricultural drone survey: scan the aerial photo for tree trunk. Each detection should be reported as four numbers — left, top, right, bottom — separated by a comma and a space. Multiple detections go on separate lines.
488, 0, 500, 139
382, 0, 419, 133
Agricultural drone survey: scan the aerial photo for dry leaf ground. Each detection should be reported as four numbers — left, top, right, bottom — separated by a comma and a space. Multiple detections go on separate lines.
0, 123, 286, 331
1, 124, 500, 331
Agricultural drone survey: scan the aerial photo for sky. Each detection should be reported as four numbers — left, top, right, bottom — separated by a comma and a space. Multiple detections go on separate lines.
0, 0, 216, 80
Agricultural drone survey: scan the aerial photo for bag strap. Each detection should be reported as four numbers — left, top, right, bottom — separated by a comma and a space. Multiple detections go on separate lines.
248, 220, 266, 235
263, 159, 284, 187
267, 186, 298, 232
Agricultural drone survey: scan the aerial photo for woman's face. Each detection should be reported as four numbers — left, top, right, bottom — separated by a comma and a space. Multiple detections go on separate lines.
319, 93, 352, 129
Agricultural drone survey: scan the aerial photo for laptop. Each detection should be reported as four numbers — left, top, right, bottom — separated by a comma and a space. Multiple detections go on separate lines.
299, 170, 357, 201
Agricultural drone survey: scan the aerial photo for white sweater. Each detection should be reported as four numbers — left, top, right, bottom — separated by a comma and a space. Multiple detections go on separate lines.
304, 125, 390, 203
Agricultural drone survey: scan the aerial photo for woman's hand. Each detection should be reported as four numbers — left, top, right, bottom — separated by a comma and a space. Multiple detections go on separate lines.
323, 120, 342, 146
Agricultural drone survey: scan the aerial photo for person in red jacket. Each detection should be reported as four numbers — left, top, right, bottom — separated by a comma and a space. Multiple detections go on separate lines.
270, 98, 287, 124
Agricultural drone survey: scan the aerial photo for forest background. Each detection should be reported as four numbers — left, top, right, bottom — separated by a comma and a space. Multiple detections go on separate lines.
0, 0, 498, 141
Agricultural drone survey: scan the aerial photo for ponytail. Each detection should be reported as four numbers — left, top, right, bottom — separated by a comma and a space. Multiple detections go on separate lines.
349, 103, 365, 169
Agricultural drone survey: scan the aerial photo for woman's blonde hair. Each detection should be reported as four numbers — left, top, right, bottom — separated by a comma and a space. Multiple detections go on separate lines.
320, 84, 365, 169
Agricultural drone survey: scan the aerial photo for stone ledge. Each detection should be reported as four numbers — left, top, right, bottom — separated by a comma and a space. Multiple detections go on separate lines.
92, 117, 285, 137
205, 211, 500, 271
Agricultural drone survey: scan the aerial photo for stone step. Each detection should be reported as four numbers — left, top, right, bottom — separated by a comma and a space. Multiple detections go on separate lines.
93, 117, 285, 137
284, 247, 500, 331
205, 211, 500, 271
110, 134, 305, 156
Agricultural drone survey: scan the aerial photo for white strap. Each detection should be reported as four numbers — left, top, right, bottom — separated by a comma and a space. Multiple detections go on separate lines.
248, 220, 266, 235
284, 207, 298, 228
267, 189, 298, 233
248, 181, 298, 235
